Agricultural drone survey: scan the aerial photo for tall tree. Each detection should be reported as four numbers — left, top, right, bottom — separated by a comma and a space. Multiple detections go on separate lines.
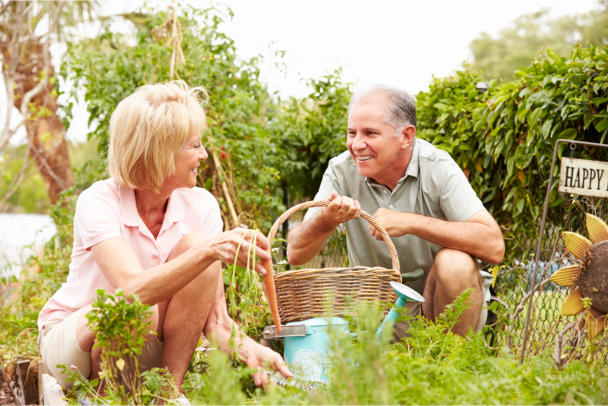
0, 1, 95, 207
470, 7, 608, 81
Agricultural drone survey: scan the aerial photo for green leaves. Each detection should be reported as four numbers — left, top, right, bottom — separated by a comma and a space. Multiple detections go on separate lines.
514, 144, 534, 170
272, 71, 352, 201
87, 288, 153, 358
59, 5, 359, 230
595, 117, 608, 132
417, 44, 608, 258
558, 128, 577, 140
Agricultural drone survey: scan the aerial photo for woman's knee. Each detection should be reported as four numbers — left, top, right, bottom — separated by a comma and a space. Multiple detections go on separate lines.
168, 232, 210, 260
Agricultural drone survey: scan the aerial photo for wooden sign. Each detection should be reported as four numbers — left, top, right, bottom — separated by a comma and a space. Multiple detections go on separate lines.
559, 157, 608, 198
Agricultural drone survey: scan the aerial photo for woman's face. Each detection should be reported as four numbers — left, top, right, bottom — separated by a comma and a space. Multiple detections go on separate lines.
167, 134, 208, 190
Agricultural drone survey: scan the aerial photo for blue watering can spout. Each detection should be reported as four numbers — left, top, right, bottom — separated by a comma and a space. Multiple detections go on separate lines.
375, 281, 425, 339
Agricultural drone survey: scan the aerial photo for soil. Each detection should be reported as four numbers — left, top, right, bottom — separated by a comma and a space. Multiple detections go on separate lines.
0, 373, 16, 406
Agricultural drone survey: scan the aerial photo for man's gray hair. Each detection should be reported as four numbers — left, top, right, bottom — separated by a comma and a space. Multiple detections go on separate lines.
348, 84, 417, 136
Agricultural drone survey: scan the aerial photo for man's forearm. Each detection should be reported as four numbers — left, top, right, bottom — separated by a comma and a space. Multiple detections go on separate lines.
398, 212, 504, 264
287, 215, 336, 265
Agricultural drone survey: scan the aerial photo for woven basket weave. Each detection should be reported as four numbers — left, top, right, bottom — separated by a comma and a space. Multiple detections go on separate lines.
268, 199, 401, 323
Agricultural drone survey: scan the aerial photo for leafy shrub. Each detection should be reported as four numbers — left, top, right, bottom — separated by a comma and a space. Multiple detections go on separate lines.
61, 289, 179, 405
0, 161, 100, 362
272, 71, 352, 201
61, 5, 286, 230
417, 44, 608, 254
181, 293, 608, 405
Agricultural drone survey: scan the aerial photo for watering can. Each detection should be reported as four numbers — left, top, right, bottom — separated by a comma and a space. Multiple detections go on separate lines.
263, 280, 425, 382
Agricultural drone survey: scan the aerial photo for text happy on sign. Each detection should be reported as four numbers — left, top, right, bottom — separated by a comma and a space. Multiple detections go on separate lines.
558, 157, 608, 198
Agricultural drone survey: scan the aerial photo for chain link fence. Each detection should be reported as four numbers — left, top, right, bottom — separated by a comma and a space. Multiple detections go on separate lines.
494, 193, 608, 364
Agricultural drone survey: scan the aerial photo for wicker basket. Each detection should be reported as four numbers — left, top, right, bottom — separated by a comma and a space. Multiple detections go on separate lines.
268, 199, 401, 323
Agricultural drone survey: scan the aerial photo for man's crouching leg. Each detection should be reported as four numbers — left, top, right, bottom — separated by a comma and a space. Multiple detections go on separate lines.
422, 248, 483, 337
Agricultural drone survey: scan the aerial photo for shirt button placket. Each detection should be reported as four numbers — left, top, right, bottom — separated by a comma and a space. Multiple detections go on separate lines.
153, 240, 160, 263
382, 189, 389, 205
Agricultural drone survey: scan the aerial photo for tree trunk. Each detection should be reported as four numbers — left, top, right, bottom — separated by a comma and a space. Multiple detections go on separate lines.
2, 37, 74, 204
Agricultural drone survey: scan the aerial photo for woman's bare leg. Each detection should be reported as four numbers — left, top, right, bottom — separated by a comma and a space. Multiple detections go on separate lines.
76, 232, 220, 390
157, 233, 220, 390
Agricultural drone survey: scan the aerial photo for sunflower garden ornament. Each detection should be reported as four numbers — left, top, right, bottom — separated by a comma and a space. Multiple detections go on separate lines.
550, 213, 608, 340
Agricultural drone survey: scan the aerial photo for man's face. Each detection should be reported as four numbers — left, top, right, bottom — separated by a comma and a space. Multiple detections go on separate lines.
347, 96, 405, 182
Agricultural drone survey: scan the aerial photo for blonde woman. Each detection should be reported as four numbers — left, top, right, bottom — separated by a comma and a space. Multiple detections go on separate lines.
37, 81, 291, 403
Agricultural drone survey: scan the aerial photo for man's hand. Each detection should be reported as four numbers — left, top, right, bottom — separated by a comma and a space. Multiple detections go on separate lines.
319, 191, 362, 229
247, 345, 293, 391
369, 208, 410, 241
286, 191, 360, 265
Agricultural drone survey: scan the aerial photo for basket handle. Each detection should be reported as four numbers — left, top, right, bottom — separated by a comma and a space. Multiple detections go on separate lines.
267, 199, 400, 273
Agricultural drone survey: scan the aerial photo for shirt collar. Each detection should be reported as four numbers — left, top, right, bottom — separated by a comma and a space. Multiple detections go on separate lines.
405, 137, 420, 178
119, 184, 141, 227
366, 137, 420, 188
119, 183, 185, 227
164, 190, 185, 224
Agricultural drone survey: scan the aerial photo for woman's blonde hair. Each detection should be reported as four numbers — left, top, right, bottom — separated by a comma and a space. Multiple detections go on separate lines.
108, 80, 207, 193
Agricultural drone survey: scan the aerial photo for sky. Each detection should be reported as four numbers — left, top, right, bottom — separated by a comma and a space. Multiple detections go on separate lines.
0, 0, 601, 143
218, 0, 600, 97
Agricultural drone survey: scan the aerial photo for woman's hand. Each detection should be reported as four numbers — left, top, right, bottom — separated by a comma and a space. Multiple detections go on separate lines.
208, 228, 271, 275
247, 345, 293, 390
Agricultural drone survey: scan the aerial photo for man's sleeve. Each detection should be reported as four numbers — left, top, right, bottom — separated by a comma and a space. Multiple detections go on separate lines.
303, 161, 343, 221
433, 156, 486, 222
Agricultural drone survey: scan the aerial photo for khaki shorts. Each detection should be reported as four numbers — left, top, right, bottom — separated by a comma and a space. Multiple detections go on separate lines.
38, 307, 164, 388
392, 297, 489, 342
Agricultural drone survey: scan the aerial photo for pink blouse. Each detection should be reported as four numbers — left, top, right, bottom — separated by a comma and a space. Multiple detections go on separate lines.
38, 178, 223, 329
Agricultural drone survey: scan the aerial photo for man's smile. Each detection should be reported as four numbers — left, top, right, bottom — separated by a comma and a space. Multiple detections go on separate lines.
357, 155, 374, 161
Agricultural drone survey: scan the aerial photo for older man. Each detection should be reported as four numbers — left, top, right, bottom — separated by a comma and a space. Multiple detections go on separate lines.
287, 84, 504, 338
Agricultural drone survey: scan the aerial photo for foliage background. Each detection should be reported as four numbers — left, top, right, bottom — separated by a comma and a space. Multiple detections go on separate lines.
417, 44, 608, 257
2, 3, 608, 405
470, 7, 608, 81
3, 2, 608, 350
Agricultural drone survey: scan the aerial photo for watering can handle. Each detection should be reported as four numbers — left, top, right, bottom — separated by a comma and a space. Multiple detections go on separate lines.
266, 199, 400, 273
401, 268, 425, 282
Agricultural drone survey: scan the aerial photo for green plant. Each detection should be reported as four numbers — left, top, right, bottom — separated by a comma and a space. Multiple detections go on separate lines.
184, 348, 250, 405
61, 5, 287, 231
0, 161, 100, 362
224, 230, 272, 345
470, 8, 608, 81
417, 44, 608, 258
55, 289, 180, 405
272, 71, 353, 201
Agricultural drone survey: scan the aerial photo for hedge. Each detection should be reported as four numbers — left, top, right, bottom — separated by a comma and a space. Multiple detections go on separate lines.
416, 44, 608, 251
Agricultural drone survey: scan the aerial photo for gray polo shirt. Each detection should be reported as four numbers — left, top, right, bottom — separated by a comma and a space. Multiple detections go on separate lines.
303, 138, 486, 294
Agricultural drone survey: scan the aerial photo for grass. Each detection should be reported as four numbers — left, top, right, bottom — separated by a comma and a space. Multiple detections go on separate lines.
180, 297, 608, 405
